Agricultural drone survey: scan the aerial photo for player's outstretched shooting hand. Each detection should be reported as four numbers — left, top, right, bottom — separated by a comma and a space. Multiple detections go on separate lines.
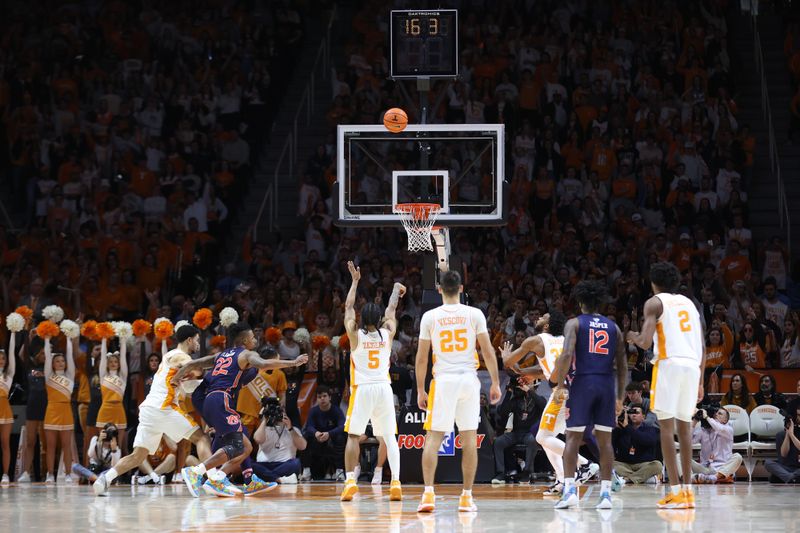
348, 261, 360, 281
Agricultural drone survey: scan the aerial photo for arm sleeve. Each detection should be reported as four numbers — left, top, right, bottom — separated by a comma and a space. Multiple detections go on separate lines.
418, 311, 433, 341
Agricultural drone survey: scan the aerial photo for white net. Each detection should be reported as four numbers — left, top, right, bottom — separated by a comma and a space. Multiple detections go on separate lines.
393, 203, 442, 252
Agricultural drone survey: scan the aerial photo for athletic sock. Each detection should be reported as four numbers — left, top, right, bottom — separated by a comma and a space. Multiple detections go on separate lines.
424, 486, 434, 494
601, 480, 611, 493
462, 489, 472, 497
105, 468, 119, 482
346, 472, 356, 481
670, 484, 681, 495
564, 477, 576, 493
194, 463, 207, 476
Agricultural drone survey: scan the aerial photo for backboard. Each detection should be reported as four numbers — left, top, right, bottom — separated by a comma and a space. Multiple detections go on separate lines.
334, 124, 506, 227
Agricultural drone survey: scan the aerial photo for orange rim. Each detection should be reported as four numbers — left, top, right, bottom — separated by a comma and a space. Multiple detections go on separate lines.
393, 203, 441, 221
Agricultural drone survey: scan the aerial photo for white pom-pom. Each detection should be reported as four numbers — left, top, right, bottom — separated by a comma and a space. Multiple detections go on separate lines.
113, 321, 133, 340
294, 327, 310, 345
60, 319, 80, 339
6, 313, 25, 333
219, 307, 239, 328
175, 320, 190, 331
42, 305, 65, 323
331, 336, 340, 349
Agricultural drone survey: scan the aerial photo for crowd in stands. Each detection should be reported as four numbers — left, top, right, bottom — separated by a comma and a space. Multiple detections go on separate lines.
0, 0, 799, 485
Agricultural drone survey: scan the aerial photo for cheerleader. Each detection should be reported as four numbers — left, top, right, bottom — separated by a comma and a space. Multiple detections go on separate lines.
0, 341, 15, 484
43, 335, 76, 483
18, 337, 47, 483
96, 339, 128, 454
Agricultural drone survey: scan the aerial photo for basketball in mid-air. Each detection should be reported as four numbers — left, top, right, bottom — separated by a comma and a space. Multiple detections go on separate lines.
383, 107, 408, 133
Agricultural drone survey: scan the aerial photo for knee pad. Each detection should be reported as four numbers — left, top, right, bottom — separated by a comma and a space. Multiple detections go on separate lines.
220, 431, 245, 460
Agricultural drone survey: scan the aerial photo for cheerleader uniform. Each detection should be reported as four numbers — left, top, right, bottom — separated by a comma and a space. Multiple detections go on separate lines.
43, 340, 75, 431
0, 374, 12, 425
96, 374, 127, 429
44, 373, 74, 431
96, 341, 128, 429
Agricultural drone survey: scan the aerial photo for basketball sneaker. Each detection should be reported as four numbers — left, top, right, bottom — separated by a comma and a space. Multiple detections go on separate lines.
17, 472, 30, 483
554, 487, 579, 509
389, 480, 402, 501
543, 481, 563, 496
683, 488, 695, 508
417, 491, 436, 513
611, 471, 626, 492
1, 474, 9, 485
340, 479, 358, 501
203, 476, 243, 497
181, 466, 204, 498
93, 473, 110, 496
45, 473, 55, 485
595, 491, 613, 510
576, 462, 600, 485
458, 493, 477, 512
243, 475, 277, 497
657, 490, 686, 509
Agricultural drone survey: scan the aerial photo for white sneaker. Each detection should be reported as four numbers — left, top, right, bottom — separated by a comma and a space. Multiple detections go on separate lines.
1, 474, 9, 485
300, 468, 312, 482
172, 472, 183, 484
645, 475, 660, 485
17, 472, 31, 483
45, 474, 55, 485
63, 474, 74, 484
278, 473, 298, 484
93, 473, 110, 496
371, 468, 383, 485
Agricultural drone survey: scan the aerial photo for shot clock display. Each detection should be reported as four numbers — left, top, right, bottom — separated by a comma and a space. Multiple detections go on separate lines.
390, 9, 458, 78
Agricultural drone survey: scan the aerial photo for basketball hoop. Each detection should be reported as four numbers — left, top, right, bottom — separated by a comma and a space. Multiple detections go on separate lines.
393, 203, 442, 252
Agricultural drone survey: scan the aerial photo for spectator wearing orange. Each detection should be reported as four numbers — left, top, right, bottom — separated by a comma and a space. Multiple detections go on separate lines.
719, 240, 752, 288
589, 136, 617, 181
704, 324, 733, 393
733, 321, 769, 371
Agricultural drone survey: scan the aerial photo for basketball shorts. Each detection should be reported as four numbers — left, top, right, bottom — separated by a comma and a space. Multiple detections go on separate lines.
651, 358, 701, 422
565, 375, 616, 431
133, 406, 198, 454
344, 382, 397, 437
538, 390, 567, 435
202, 391, 243, 438
423, 372, 480, 433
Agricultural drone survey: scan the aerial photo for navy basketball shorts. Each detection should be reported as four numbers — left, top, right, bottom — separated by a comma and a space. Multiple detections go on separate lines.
565, 375, 616, 430
202, 391, 243, 438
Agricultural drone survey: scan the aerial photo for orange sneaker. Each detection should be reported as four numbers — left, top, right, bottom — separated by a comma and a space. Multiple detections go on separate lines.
389, 480, 402, 501
683, 488, 695, 509
657, 491, 681, 509
417, 491, 436, 513
458, 494, 477, 512
340, 480, 358, 502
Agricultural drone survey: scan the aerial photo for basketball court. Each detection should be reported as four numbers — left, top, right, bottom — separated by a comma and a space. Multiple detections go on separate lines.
1, 482, 797, 532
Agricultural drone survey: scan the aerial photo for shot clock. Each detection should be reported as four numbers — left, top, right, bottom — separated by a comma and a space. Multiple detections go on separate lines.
390, 9, 458, 78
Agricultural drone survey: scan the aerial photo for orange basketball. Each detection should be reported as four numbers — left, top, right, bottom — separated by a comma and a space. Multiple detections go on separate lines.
383, 108, 408, 133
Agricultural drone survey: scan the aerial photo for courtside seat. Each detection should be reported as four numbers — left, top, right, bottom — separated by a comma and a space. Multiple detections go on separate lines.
724, 405, 753, 481
745, 405, 784, 480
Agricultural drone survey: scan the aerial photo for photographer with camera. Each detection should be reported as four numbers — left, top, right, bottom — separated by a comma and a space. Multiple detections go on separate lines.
612, 404, 663, 484
765, 406, 800, 483
491, 377, 546, 484
687, 406, 742, 483
253, 396, 306, 484
72, 423, 121, 483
